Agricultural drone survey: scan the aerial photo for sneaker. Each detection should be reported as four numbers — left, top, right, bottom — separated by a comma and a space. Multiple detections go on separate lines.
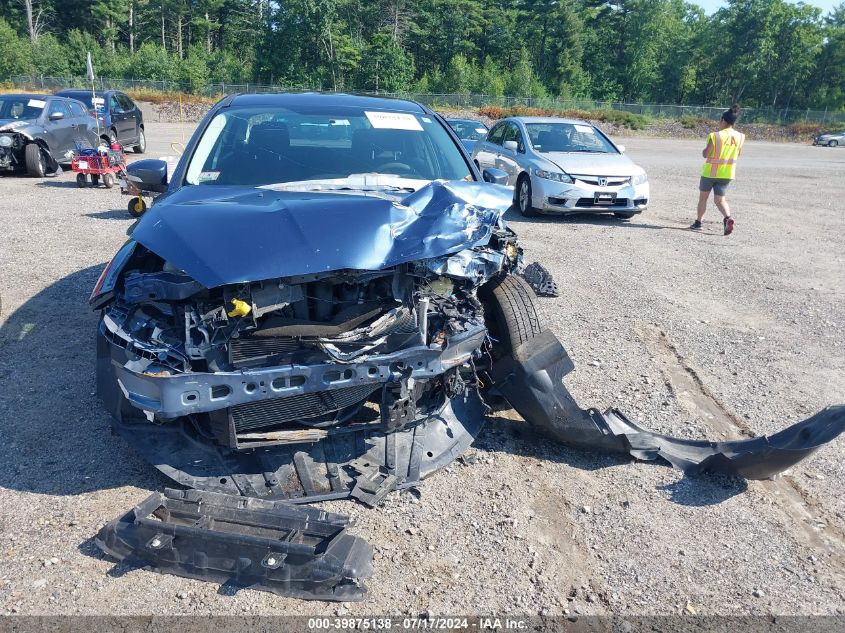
724, 216, 735, 235
690, 220, 702, 230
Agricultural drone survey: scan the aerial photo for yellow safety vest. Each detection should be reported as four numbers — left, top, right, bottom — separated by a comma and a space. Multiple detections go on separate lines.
701, 128, 745, 179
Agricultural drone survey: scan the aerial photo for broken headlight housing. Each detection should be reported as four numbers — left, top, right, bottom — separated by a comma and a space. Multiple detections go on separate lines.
0, 135, 13, 148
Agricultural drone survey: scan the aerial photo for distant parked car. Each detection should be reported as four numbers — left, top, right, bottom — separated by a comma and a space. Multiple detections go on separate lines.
472, 116, 649, 218
813, 130, 845, 147
55, 89, 146, 153
445, 118, 489, 153
0, 94, 100, 177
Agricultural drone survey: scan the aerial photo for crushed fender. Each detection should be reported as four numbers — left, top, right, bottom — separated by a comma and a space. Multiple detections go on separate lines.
491, 329, 845, 479
95, 488, 373, 601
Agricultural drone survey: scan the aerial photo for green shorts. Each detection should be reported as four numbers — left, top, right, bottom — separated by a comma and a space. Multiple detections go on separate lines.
699, 176, 732, 196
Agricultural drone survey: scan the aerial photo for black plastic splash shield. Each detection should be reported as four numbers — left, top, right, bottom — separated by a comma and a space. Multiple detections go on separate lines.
95, 488, 373, 601
110, 393, 486, 503
492, 329, 845, 479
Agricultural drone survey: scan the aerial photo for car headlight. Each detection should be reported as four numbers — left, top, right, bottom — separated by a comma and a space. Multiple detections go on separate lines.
533, 168, 573, 183
0, 135, 13, 148
632, 173, 648, 185
90, 240, 137, 308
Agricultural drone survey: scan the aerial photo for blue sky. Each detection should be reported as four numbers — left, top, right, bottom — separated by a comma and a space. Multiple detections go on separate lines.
694, 0, 840, 13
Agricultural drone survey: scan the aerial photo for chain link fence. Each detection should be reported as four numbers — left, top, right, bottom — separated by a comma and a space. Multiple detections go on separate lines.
3, 74, 843, 125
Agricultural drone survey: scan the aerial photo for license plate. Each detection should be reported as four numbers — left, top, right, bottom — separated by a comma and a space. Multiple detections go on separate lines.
594, 192, 616, 204
77, 160, 88, 170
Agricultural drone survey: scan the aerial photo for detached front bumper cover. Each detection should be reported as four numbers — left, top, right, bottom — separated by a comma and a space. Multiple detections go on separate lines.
96, 488, 373, 601
493, 330, 845, 479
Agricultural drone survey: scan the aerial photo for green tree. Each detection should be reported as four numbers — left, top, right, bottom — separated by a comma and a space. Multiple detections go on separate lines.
31, 33, 69, 75
129, 41, 178, 81
0, 17, 33, 75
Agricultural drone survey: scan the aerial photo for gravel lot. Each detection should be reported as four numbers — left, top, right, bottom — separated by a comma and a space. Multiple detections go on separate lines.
0, 122, 843, 617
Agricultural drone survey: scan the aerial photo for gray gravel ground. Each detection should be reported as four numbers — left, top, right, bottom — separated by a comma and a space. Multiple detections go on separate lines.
0, 123, 843, 616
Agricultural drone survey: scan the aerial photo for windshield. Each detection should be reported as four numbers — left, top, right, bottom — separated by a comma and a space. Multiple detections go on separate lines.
525, 122, 617, 154
0, 96, 45, 120
185, 105, 472, 188
447, 119, 489, 141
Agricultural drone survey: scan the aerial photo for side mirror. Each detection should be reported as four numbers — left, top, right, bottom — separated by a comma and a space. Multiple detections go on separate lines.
482, 167, 509, 185
49, 111, 64, 121
616, 144, 626, 153
503, 140, 518, 152
126, 158, 168, 193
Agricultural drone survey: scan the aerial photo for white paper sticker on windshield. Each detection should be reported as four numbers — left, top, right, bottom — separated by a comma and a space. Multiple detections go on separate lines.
574, 124, 594, 134
475, 127, 487, 134
92, 97, 105, 105
329, 119, 350, 126
27, 99, 46, 108
365, 111, 423, 131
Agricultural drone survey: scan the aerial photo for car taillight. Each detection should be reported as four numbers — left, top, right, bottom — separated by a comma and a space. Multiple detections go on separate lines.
90, 240, 136, 308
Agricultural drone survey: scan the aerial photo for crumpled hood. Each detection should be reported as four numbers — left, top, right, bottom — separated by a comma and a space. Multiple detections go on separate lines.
0, 119, 34, 134
542, 151, 643, 177
131, 180, 513, 288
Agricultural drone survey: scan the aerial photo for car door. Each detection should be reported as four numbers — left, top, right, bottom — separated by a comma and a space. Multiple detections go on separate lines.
117, 93, 140, 142
475, 123, 504, 169
44, 99, 74, 159
496, 123, 523, 185
108, 93, 129, 143
67, 100, 98, 147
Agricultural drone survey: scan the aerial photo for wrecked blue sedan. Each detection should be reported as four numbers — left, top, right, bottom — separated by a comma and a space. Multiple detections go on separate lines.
92, 93, 845, 511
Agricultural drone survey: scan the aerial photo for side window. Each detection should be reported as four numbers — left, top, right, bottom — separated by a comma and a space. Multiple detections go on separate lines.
109, 95, 122, 113
502, 123, 522, 150
68, 101, 86, 118
47, 100, 69, 118
117, 94, 135, 112
488, 124, 506, 146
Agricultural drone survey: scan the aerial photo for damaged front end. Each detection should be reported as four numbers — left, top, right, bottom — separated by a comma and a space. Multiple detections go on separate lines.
95, 181, 519, 505
0, 131, 28, 172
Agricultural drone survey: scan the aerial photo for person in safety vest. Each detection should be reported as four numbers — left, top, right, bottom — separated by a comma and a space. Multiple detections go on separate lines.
690, 104, 745, 235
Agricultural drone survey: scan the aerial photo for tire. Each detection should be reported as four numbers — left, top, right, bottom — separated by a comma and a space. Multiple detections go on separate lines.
133, 127, 146, 154
830, 140, 839, 147
25, 143, 46, 178
128, 197, 146, 217
109, 129, 118, 145
480, 274, 543, 354
516, 174, 537, 217
614, 212, 635, 219
91, 174, 100, 186
76, 173, 87, 188
102, 172, 115, 189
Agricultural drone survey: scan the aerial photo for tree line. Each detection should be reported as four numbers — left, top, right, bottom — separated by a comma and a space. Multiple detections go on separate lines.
0, 0, 842, 109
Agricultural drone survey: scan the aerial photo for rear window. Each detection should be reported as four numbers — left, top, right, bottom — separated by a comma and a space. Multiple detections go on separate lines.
185, 105, 472, 187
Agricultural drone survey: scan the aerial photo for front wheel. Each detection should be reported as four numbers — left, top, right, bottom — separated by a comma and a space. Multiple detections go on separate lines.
614, 212, 635, 219
25, 143, 46, 178
516, 174, 537, 217
76, 173, 87, 188
133, 127, 146, 154
830, 140, 839, 147
102, 172, 115, 189
480, 274, 543, 354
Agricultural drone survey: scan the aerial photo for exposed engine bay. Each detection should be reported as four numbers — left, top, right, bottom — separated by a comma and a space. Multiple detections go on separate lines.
94, 178, 845, 602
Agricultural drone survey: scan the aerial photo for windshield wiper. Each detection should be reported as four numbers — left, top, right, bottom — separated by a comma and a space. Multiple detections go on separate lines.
304, 184, 417, 193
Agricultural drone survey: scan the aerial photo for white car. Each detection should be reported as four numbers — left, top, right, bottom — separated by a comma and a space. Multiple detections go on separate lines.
472, 116, 649, 218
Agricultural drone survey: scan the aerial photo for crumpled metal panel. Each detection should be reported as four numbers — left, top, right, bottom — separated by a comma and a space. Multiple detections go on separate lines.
130, 180, 514, 288
492, 329, 845, 479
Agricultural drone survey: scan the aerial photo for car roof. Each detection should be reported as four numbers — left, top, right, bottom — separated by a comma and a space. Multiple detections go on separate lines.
0, 93, 51, 100
507, 116, 591, 125
55, 89, 117, 97
228, 92, 426, 113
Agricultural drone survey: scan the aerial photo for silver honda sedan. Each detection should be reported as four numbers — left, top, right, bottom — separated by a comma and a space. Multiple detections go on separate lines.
472, 116, 649, 218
